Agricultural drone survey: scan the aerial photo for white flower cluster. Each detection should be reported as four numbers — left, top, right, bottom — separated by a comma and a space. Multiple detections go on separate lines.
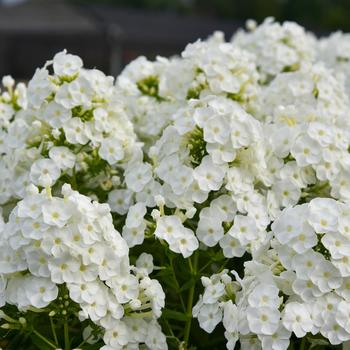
116, 32, 259, 141
0, 184, 165, 349
113, 18, 350, 348
0, 50, 141, 205
194, 198, 350, 349
232, 17, 316, 81
0, 75, 27, 129
112, 17, 350, 260
3, 17, 350, 349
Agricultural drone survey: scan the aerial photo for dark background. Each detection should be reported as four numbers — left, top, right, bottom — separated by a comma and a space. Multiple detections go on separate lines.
0, 0, 348, 80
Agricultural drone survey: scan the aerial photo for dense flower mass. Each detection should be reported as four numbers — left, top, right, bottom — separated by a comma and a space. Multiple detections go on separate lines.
0, 184, 164, 349
2, 18, 350, 350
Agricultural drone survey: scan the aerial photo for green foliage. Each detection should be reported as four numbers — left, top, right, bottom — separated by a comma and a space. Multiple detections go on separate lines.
136, 75, 166, 101
185, 126, 208, 167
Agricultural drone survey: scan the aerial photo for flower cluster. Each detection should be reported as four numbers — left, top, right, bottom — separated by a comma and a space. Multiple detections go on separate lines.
0, 75, 27, 128
232, 17, 316, 81
194, 198, 350, 349
116, 31, 259, 142
0, 184, 165, 349
0, 50, 141, 205
3, 17, 350, 350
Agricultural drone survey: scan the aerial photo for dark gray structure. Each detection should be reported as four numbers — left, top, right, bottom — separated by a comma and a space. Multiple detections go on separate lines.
0, 0, 109, 79
0, 0, 242, 79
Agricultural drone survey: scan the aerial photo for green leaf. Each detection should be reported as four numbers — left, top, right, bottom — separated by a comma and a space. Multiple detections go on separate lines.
307, 336, 330, 349
30, 333, 54, 350
179, 278, 196, 292
162, 309, 189, 322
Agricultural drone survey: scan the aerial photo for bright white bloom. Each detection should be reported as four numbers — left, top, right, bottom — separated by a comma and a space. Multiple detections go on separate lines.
30, 159, 61, 187
247, 306, 280, 335
282, 302, 313, 337
53, 50, 83, 77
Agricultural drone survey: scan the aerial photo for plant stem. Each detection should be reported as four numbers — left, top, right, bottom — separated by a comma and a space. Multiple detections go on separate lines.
199, 261, 213, 273
32, 329, 57, 349
71, 167, 78, 190
164, 319, 180, 345
183, 251, 198, 347
300, 337, 307, 350
169, 258, 186, 312
64, 320, 70, 350
49, 316, 58, 346
76, 333, 94, 348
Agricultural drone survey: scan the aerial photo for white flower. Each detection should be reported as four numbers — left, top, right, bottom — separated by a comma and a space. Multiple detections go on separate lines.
228, 214, 259, 246
308, 198, 339, 233
125, 202, 146, 229
53, 50, 83, 77
282, 302, 313, 338
310, 260, 342, 293
272, 205, 309, 245
43, 102, 72, 128
196, 208, 224, 247
125, 163, 152, 192
247, 306, 280, 335
197, 302, 222, 333
2, 75, 14, 89
292, 278, 322, 302
99, 137, 124, 165
63, 118, 89, 145
48, 253, 81, 284
320, 313, 350, 345
291, 134, 322, 167
30, 159, 61, 187
322, 232, 350, 259
193, 155, 226, 192
49, 146, 76, 170
248, 283, 280, 309
203, 114, 230, 144
27, 68, 55, 108
258, 325, 291, 350
291, 250, 324, 280
103, 321, 129, 348
172, 231, 199, 258
219, 234, 245, 258
210, 194, 237, 222
136, 253, 154, 275
145, 322, 168, 350
108, 189, 134, 214
107, 275, 139, 303
154, 215, 184, 243
122, 223, 146, 248
202, 279, 225, 304
42, 198, 72, 227
25, 276, 58, 308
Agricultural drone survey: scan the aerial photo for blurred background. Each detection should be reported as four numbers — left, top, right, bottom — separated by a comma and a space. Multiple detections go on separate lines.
0, 0, 349, 80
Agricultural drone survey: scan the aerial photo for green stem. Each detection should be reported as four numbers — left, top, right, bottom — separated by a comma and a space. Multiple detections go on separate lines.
64, 320, 70, 350
32, 330, 57, 349
198, 260, 213, 274
164, 319, 180, 345
77, 333, 94, 348
169, 258, 186, 312
71, 167, 78, 190
183, 251, 198, 347
49, 316, 58, 346
188, 258, 194, 274
218, 258, 230, 272
300, 337, 307, 350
